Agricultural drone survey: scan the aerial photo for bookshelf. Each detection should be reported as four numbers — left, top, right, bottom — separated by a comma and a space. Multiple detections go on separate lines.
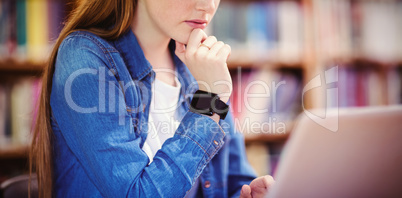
0, 0, 401, 179
211, 0, 402, 176
0, 0, 69, 184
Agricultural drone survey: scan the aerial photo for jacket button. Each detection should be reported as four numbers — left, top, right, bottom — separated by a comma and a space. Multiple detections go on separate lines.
213, 140, 218, 145
204, 181, 211, 188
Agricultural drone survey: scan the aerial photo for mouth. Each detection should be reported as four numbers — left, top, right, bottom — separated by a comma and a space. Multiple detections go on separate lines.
185, 19, 208, 29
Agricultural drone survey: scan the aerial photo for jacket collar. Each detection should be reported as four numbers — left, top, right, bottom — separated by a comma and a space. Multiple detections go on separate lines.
113, 30, 153, 81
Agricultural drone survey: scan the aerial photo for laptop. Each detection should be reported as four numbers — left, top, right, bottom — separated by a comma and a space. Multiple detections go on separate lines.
267, 105, 402, 198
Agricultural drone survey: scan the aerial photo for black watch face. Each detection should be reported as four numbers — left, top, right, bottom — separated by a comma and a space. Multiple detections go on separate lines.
190, 91, 228, 118
190, 95, 213, 115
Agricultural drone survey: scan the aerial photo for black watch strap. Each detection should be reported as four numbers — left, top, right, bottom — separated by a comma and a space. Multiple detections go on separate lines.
190, 90, 229, 120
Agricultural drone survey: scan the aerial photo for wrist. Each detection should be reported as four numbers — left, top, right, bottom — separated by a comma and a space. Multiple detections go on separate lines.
198, 85, 230, 104
190, 90, 229, 120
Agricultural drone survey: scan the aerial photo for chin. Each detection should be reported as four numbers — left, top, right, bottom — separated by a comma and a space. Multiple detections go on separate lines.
170, 29, 192, 45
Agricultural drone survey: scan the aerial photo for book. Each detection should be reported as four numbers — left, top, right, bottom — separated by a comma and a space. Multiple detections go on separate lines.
367, 67, 383, 106
0, 0, 11, 59
26, 0, 49, 62
8, 0, 17, 57
387, 66, 402, 105
245, 143, 270, 177
16, 0, 27, 58
10, 78, 37, 145
0, 84, 9, 146
48, 0, 66, 41
246, 1, 271, 59
277, 1, 302, 63
360, 1, 400, 62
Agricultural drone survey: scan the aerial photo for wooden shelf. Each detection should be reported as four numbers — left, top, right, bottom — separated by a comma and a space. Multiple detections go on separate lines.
244, 121, 294, 143
223, 0, 301, 2
0, 59, 45, 75
0, 144, 29, 159
227, 49, 304, 69
245, 133, 289, 143
228, 59, 303, 70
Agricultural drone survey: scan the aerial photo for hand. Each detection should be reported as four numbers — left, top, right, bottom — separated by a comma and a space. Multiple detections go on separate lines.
240, 175, 275, 198
175, 29, 232, 103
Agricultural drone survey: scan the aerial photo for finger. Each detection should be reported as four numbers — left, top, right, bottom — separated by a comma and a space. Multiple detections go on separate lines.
240, 185, 252, 198
249, 175, 275, 198
186, 29, 208, 56
201, 36, 217, 49
198, 36, 217, 54
175, 41, 187, 62
251, 175, 275, 189
261, 175, 275, 189
217, 44, 231, 61
209, 41, 224, 56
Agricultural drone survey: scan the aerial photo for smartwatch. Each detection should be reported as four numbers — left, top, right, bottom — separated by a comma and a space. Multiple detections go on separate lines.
189, 90, 229, 119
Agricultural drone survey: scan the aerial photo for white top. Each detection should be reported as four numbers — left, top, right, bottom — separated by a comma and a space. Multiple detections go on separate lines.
142, 77, 182, 163
141, 77, 200, 197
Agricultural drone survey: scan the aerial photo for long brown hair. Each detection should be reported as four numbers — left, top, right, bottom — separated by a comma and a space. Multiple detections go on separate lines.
30, 0, 136, 197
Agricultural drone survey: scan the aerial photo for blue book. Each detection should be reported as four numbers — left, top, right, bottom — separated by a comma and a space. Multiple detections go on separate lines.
246, 2, 269, 48
265, 1, 278, 49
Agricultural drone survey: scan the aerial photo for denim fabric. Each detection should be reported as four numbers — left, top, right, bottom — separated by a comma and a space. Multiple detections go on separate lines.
50, 30, 256, 197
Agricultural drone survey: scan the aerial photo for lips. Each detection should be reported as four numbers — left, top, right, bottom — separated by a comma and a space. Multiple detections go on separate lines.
185, 19, 208, 29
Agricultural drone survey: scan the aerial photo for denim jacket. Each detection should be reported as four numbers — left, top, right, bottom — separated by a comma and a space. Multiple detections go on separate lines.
50, 30, 256, 197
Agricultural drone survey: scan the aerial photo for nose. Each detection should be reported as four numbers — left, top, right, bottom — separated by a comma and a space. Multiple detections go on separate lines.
196, 0, 216, 13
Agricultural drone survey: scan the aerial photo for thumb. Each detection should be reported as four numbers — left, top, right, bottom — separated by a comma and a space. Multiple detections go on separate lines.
240, 184, 252, 198
175, 41, 186, 63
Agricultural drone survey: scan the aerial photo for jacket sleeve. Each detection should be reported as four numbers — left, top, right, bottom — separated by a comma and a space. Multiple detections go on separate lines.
223, 112, 257, 197
50, 35, 225, 197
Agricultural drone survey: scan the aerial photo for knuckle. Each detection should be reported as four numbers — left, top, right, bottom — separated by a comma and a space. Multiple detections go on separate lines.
224, 44, 231, 51
217, 41, 224, 46
265, 175, 274, 181
210, 36, 217, 42
206, 53, 214, 60
194, 51, 205, 59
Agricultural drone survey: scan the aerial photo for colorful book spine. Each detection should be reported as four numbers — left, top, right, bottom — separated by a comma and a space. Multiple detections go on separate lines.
0, 85, 8, 146
246, 1, 270, 58
277, 1, 302, 63
26, 0, 49, 62
0, 0, 10, 58
48, 0, 65, 41
11, 79, 34, 145
8, 0, 17, 56
387, 66, 402, 105
16, 0, 27, 57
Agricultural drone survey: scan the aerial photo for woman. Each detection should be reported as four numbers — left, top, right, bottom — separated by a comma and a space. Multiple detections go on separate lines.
30, 0, 274, 197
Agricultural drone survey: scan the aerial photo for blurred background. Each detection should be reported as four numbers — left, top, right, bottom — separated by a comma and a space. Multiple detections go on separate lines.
0, 0, 401, 183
